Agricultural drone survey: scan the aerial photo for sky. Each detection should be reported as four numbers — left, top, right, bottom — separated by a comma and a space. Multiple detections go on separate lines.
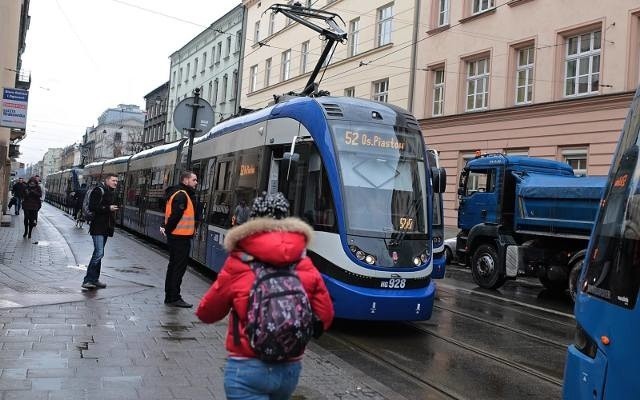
18, 0, 240, 165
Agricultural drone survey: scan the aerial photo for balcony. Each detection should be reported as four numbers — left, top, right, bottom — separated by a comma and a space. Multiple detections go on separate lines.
10, 128, 26, 141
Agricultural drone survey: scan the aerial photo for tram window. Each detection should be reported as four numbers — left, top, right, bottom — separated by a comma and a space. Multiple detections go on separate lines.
585, 145, 640, 309
210, 159, 235, 227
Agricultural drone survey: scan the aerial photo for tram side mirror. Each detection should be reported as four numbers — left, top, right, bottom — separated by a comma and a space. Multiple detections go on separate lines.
431, 167, 447, 193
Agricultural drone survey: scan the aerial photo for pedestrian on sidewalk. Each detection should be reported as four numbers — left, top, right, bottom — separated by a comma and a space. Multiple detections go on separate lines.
160, 170, 198, 308
72, 183, 87, 221
21, 177, 42, 239
82, 173, 118, 290
11, 177, 26, 215
196, 192, 334, 400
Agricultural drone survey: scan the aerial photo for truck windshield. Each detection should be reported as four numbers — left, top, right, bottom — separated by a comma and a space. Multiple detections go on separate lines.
583, 96, 640, 309
330, 122, 427, 237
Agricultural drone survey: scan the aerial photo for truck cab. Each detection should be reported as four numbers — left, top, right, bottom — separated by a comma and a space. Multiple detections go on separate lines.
457, 154, 605, 297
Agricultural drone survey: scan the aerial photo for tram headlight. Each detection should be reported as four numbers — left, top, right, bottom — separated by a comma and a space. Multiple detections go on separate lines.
356, 250, 366, 260
364, 255, 376, 265
349, 245, 358, 253
420, 253, 428, 263
413, 257, 421, 266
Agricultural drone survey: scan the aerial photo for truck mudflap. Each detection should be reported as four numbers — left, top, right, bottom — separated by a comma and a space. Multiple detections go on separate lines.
505, 245, 522, 278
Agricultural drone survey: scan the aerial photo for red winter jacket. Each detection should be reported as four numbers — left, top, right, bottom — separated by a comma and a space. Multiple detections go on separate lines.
196, 217, 334, 358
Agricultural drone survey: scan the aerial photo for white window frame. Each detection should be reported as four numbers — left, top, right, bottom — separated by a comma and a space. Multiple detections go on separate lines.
372, 78, 389, 102
473, 0, 495, 15
208, 81, 213, 103
432, 68, 445, 116
185, 63, 190, 83
344, 87, 355, 97
231, 70, 238, 100
193, 58, 198, 78
562, 148, 588, 176
281, 49, 291, 81
202, 53, 207, 73
438, 0, 449, 27
269, 12, 276, 36
210, 46, 215, 66
564, 30, 601, 97
249, 65, 258, 92
225, 36, 232, 58
212, 79, 219, 106
349, 18, 360, 57
300, 41, 309, 74
376, 3, 393, 47
515, 47, 534, 104
235, 31, 242, 54
504, 148, 529, 156
216, 43, 222, 64
254, 21, 260, 43
221, 75, 228, 102
466, 58, 489, 111
265, 58, 272, 87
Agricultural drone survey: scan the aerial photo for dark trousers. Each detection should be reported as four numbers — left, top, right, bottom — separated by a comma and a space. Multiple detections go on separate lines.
23, 210, 38, 235
165, 236, 191, 303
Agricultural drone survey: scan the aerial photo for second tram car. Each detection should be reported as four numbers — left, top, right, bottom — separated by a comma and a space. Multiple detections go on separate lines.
563, 88, 640, 399
46, 96, 445, 321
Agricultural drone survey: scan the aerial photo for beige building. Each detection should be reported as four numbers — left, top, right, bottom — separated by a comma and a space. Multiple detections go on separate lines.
414, 0, 640, 226
0, 0, 30, 213
240, 0, 422, 110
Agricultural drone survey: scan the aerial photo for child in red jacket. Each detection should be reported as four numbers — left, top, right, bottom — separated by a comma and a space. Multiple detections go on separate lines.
196, 192, 334, 400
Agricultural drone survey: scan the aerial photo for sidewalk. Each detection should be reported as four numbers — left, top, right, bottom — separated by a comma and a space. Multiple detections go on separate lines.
0, 204, 402, 400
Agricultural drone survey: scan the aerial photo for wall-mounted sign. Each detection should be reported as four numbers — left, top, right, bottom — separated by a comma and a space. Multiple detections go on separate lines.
1, 88, 29, 129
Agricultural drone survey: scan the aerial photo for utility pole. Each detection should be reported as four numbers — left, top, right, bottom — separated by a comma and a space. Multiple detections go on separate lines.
185, 88, 203, 170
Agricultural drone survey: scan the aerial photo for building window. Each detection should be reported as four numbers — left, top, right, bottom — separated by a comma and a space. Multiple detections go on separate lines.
466, 58, 489, 111
344, 87, 355, 97
202, 52, 207, 72
216, 43, 222, 64
178, 68, 183, 83
432, 68, 445, 116
211, 46, 216, 65
265, 58, 272, 86
377, 3, 393, 47
372, 78, 389, 102
300, 41, 309, 74
268, 12, 276, 36
225, 36, 232, 58
232, 70, 238, 100
281, 49, 291, 81
172, 71, 176, 87
193, 58, 198, 78
221, 75, 228, 102
254, 21, 260, 43
563, 148, 588, 176
208, 81, 213, 103
250, 65, 258, 92
438, 0, 449, 26
505, 148, 529, 156
473, 0, 495, 14
185, 63, 190, 82
235, 31, 242, 53
516, 47, 534, 104
349, 18, 360, 57
565, 30, 601, 97
213, 79, 219, 105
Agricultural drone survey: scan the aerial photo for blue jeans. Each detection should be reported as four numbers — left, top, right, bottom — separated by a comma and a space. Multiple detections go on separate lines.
224, 358, 302, 400
84, 235, 108, 284
14, 197, 21, 214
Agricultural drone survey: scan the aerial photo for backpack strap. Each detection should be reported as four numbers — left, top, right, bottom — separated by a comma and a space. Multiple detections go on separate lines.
231, 309, 241, 346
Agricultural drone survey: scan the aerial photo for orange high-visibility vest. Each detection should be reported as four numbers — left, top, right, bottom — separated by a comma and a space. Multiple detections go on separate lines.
164, 190, 195, 235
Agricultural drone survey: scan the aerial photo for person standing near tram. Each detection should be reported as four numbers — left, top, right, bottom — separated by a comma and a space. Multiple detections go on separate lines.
160, 170, 198, 308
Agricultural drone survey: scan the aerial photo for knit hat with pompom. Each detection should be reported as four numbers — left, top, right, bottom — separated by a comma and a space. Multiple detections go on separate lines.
250, 191, 290, 220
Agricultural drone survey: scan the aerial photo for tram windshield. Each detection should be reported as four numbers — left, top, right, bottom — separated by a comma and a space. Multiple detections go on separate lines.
583, 95, 640, 309
330, 122, 428, 237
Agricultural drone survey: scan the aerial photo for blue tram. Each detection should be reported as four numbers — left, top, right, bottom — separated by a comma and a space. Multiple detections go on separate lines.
44, 168, 84, 210
563, 88, 640, 399
427, 149, 446, 279
47, 96, 445, 321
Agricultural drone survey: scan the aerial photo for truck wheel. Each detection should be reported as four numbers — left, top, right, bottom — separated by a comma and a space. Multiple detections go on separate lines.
471, 244, 506, 289
568, 257, 584, 302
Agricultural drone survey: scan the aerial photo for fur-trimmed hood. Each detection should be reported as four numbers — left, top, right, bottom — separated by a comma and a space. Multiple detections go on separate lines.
224, 217, 314, 266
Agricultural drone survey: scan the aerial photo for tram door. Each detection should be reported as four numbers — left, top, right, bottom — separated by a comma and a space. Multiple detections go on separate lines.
191, 160, 214, 265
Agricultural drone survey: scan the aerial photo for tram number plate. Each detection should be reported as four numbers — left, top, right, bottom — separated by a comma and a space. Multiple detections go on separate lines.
381, 278, 406, 289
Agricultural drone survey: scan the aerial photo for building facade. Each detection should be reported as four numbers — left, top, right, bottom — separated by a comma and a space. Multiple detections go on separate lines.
415, 0, 640, 225
91, 104, 145, 161
0, 0, 30, 213
41, 148, 62, 180
167, 5, 245, 142
143, 82, 169, 149
240, 0, 421, 111
60, 143, 81, 169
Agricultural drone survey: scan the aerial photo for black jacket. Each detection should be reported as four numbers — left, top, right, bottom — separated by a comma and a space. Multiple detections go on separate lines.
163, 184, 197, 238
12, 181, 26, 198
88, 183, 116, 237
22, 181, 42, 211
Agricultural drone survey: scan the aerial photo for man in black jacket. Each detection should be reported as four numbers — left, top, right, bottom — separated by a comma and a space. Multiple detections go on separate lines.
11, 178, 26, 215
160, 171, 198, 308
82, 173, 118, 290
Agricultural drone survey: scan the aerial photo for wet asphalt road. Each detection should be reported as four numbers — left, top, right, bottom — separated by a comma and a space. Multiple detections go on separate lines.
317, 265, 575, 400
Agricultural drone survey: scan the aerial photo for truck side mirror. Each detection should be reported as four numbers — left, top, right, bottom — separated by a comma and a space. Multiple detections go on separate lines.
431, 167, 447, 193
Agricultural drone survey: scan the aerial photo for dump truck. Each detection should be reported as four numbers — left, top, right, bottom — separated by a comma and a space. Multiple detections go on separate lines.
455, 154, 606, 300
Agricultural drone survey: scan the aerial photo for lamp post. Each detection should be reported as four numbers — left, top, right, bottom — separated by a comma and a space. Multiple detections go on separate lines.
184, 88, 203, 170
